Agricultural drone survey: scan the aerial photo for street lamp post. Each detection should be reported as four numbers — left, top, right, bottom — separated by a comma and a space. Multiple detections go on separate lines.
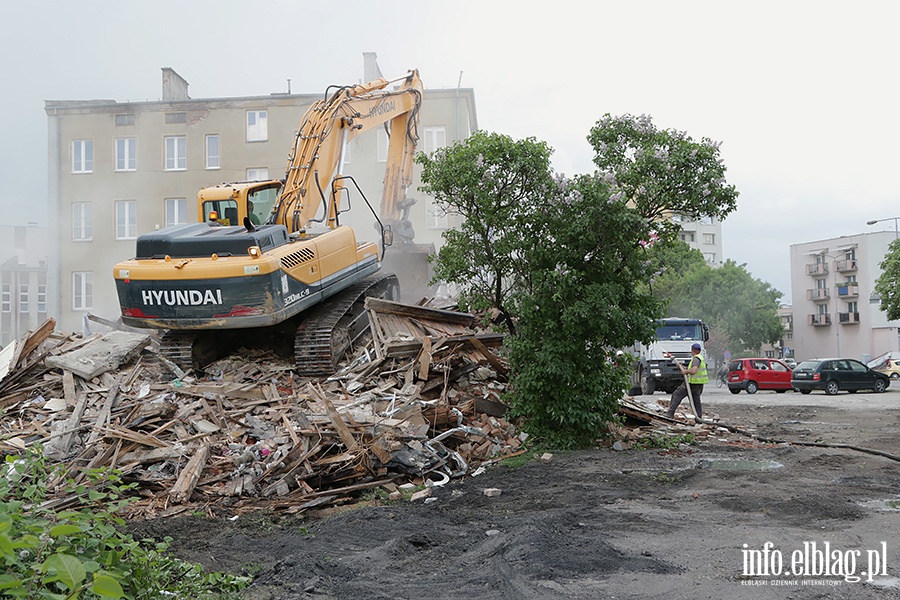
866, 217, 900, 239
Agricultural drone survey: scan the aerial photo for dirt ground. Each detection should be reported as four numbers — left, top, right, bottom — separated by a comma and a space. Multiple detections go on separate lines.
131, 386, 900, 599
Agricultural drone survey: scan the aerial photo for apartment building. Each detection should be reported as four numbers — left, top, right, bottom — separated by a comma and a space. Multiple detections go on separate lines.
674, 214, 723, 267
0, 225, 50, 346
46, 57, 477, 334
789, 232, 900, 364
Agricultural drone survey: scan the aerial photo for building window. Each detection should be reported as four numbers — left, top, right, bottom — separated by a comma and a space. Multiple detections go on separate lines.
18, 285, 28, 314
427, 205, 448, 229
847, 301, 858, 313
37, 285, 46, 313
703, 252, 716, 263
164, 136, 186, 170
165, 198, 187, 228
72, 202, 93, 241
246, 168, 268, 181
115, 200, 137, 239
699, 215, 714, 225
1, 284, 10, 313
680, 232, 695, 243
376, 128, 388, 162
115, 137, 137, 171
206, 135, 220, 169
165, 112, 187, 124
72, 272, 93, 311
247, 110, 268, 142
423, 126, 447, 155
115, 114, 135, 126
72, 140, 93, 173
702, 233, 715, 245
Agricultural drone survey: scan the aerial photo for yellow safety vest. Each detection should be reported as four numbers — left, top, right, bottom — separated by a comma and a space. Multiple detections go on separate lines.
689, 353, 708, 384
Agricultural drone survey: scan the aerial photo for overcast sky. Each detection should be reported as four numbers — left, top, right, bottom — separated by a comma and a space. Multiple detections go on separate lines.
3, 1, 899, 303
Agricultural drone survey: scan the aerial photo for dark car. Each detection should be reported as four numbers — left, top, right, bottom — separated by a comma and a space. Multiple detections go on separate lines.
791, 358, 890, 395
727, 358, 793, 394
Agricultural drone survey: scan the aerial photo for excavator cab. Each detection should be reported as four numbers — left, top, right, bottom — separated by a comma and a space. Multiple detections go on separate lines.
198, 181, 283, 226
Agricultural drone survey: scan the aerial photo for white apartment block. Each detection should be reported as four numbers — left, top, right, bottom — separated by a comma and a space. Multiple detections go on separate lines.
674, 214, 723, 267
789, 232, 900, 364
46, 57, 477, 334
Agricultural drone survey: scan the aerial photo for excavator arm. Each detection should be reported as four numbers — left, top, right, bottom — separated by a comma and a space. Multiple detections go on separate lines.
270, 70, 424, 243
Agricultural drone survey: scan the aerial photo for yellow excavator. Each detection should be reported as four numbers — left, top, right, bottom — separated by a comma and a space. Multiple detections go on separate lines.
113, 70, 429, 374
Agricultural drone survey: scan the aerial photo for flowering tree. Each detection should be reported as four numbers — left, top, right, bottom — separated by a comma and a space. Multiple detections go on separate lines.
587, 114, 738, 238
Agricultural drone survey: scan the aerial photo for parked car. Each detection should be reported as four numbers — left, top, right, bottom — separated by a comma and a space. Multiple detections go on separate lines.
791, 358, 890, 395
784, 358, 797, 369
874, 360, 900, 380
727, 358, 793, 394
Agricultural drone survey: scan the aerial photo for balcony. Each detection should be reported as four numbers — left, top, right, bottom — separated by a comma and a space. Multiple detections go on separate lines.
838, 312, 860, 324
808, 314, 832, 326
806, 263, 829, 276
806, 288, 830, 301
835, 259, 858, 272
836, 284, 859, 298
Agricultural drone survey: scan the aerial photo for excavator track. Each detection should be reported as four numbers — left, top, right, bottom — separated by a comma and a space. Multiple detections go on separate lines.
159, 329, 236, 373
294, 274, 399, 376
158, 331, 199, 373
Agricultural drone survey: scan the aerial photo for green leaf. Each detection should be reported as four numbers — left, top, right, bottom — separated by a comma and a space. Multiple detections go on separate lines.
49, 524, 83, 538
0, 533, 13, 556
42, 553, 86, 591
90, 574, 125, 598
0, 574, 23, 590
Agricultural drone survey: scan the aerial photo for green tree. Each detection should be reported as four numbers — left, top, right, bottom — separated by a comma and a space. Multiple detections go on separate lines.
506, 174, 664, 447
874, 239, 900, 320
659, 259, 784, 356
416, 131, 556, 333
642, 238, 707, 294
587, 113, 739, 236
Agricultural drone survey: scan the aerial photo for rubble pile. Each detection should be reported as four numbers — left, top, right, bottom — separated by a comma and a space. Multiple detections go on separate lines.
0, 300, 525, 518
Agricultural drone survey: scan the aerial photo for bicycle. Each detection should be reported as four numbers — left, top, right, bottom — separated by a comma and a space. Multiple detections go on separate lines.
715, 367, 728, 388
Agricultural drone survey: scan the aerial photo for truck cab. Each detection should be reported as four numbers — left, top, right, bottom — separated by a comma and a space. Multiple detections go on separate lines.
628, 318, 710, 395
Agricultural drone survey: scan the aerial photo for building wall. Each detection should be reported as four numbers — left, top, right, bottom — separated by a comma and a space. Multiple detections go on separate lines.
675, 215, 724, 267
46, 68, 477, 334
789, 232, 899, 364
0, 225, 50, 346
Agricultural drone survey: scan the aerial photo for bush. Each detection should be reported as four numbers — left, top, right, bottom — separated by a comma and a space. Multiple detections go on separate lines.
0, 450, 250, 598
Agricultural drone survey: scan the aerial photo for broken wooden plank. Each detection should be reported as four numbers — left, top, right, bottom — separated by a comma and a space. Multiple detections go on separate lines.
169, 443, 211, 504
308, 384, 358, 450
468, 336, 509, 376
17, 318, 57, 367
365, 297, 476, 326
87, 377, 122, 445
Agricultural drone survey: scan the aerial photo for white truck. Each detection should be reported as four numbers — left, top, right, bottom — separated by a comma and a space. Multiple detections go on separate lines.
628, 317, 710, 395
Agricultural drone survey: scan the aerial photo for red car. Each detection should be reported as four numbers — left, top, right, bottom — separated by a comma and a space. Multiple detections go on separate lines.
727, 358, 793, 394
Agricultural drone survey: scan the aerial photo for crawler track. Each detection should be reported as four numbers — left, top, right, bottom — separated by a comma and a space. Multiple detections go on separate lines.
157, 274, 399, 376
294, 274, 399, 376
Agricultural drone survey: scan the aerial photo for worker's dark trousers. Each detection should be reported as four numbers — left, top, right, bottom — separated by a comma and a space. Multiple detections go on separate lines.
667, 383, 703, 418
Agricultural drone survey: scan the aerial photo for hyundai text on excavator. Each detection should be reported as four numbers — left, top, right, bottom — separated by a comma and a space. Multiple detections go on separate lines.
113, 70, 428, 375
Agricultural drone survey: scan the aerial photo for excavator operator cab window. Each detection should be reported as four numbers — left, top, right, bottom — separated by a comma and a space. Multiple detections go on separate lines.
247, 185, 280, 226
203, 200, 238, 226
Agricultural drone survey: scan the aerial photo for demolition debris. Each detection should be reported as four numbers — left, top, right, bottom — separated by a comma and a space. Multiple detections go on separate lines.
0, 301, 526, 518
